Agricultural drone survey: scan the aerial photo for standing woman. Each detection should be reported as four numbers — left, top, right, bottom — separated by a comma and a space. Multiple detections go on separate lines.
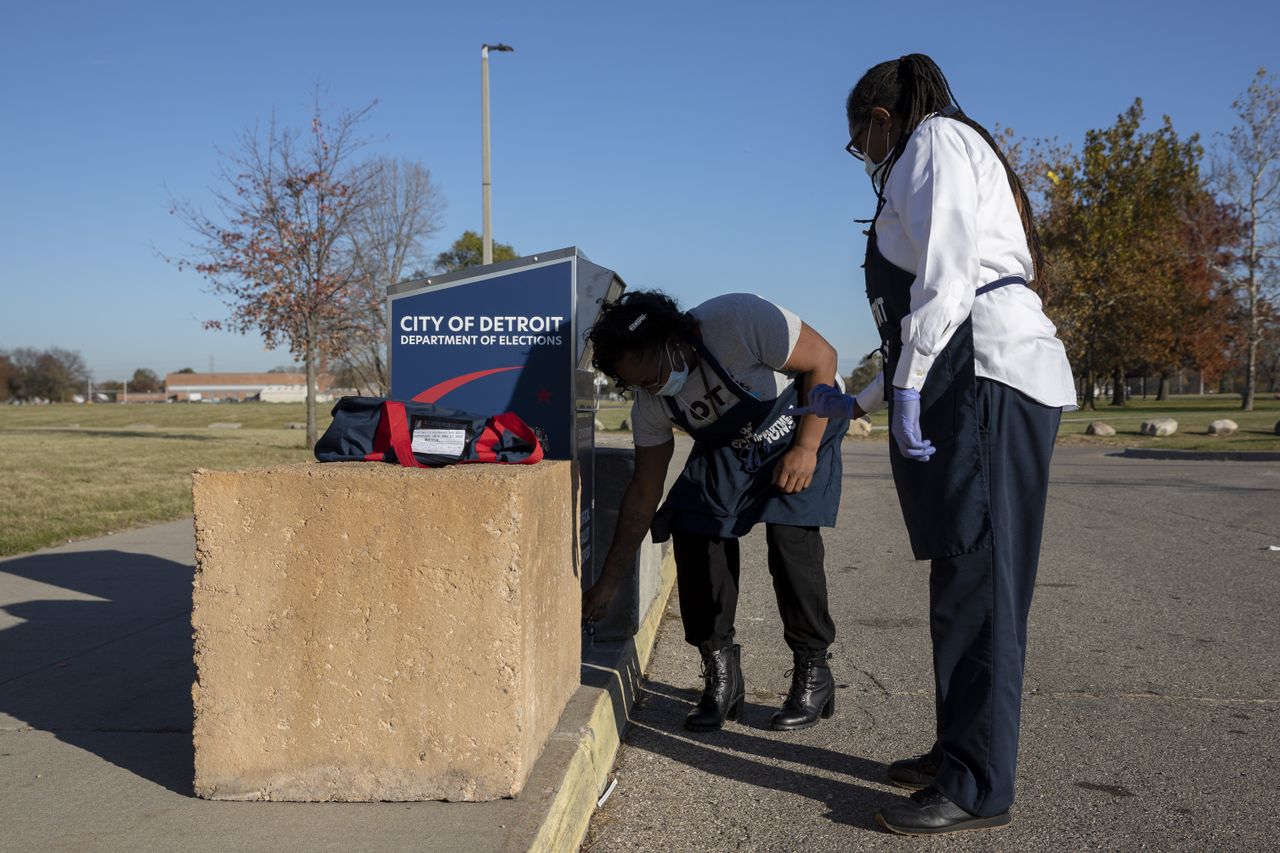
793, 54, 1076, 834
582, 290, 849, 733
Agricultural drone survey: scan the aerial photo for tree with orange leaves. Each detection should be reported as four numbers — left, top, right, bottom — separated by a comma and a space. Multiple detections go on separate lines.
1036, 101, 1210, 409
167, 95, 374, 447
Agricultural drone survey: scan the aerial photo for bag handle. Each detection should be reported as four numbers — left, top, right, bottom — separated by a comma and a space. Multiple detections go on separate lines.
467, 411, 544, 465
382, 401, 427, 468
493, 412, 544, 464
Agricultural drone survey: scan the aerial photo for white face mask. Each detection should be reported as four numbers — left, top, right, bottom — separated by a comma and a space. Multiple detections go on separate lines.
653, 343, 689, 397
863, 122, 889, 194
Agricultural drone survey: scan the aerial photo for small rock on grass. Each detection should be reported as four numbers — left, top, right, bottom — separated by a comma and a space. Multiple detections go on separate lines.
1208, 419, 1238, 436
845, 418, 873, 438
1086, 421, 1116, 437
1140, 418, 1178, 437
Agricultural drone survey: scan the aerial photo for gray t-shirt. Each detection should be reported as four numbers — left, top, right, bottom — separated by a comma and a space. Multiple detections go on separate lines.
631, 293, 802, 447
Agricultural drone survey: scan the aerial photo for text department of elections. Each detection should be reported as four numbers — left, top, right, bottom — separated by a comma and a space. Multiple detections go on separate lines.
399, 334, 564, 346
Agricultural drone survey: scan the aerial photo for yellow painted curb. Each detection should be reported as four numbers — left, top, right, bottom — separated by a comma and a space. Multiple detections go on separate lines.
512, 550, 676, 853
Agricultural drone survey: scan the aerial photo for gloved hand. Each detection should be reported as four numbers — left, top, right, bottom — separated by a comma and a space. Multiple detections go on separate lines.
891, 387, 936, 461
785, 383, 854, 420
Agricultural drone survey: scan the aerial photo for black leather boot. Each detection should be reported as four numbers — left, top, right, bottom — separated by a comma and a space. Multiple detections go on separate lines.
770, 649, 834, 731
685, 644, 745, 732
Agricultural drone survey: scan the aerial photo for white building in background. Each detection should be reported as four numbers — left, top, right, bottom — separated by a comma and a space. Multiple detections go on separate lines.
164, 372, 348, 402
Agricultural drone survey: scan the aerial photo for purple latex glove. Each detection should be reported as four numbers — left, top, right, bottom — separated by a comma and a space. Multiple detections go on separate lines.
785, 383, 853, 419
891, 387, 936, 461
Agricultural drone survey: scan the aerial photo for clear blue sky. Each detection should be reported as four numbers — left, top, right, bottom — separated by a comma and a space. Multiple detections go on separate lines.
2, 0, 1276, 380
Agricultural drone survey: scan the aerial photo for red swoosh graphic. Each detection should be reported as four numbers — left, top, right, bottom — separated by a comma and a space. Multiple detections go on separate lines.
412, 366, 523, 404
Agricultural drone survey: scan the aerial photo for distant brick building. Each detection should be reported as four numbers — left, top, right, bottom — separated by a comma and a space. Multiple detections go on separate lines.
164, 372, 345, 402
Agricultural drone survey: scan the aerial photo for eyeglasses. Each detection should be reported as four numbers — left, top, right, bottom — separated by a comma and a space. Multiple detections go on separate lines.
632, 348, 667, 394
846, 122, 868, 161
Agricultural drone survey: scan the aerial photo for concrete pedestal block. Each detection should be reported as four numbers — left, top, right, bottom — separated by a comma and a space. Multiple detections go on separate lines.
588, 447, 668, 641
191, 461, 579, 802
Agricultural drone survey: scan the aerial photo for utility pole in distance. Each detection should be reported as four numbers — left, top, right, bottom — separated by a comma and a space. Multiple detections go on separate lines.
481, 42, 514, 265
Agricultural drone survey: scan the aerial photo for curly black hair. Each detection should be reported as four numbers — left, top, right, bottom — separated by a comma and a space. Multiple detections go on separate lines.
589, 290, 700, 390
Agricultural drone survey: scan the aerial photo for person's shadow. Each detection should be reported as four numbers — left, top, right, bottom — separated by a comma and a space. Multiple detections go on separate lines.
622, 679, 891, 831
0, 549, 195, 795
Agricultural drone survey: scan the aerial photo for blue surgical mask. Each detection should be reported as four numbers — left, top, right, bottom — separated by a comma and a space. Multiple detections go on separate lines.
863, 123, 889, 194
654, 344, 688, 397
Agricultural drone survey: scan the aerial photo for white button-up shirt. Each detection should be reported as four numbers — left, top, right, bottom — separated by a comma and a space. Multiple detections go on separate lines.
854, 115, 1077, 414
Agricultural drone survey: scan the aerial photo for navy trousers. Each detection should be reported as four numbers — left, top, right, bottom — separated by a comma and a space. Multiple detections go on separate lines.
929, 379, 1061, 817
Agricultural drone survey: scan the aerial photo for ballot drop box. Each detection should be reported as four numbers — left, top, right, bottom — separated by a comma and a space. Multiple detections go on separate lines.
388, 248, 626, 575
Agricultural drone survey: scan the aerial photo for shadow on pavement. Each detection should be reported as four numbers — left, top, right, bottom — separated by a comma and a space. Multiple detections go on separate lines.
627, 679, 891, 832
0, 549, 195, 795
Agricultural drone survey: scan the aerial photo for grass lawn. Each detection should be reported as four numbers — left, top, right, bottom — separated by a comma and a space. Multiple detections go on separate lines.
1054, 394, 1280, 451
0, 402, 326, 557
2, 394, 1276, 558
601, 394, 1280, 452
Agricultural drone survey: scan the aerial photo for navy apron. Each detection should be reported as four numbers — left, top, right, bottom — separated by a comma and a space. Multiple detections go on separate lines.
649, 336, 848, 543
864, 202, 1026, 560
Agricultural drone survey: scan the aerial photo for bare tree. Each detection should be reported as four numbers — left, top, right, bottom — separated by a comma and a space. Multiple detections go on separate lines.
344, 157, 445, 394
166, 93, 374, 446
1215, 68, 1280, 411
3, 347, 89, 402
0, 352, 13, 402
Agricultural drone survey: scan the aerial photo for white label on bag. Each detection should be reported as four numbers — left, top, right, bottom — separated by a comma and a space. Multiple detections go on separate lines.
412, 428, 466, 457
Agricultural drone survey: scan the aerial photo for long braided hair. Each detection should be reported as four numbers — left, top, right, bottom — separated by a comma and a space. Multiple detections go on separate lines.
847, 54, 1046, 293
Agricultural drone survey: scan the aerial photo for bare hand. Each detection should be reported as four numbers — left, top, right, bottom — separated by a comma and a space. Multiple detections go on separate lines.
772, 445, 818, 494
583, 573, 622, 624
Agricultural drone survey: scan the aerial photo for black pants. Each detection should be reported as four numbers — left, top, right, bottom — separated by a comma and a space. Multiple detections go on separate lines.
929, 379, 1061, 817
671, 524, 835, 654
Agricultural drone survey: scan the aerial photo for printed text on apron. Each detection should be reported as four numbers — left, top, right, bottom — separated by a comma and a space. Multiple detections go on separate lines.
649, 336, 847, 543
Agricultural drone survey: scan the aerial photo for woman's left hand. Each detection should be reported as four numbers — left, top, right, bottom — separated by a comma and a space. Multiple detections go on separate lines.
773, 445, 818, 494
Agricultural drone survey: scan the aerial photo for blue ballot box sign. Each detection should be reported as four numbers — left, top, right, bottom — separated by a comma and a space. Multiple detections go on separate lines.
387, 248, 626, 573
390, 262, 576, 457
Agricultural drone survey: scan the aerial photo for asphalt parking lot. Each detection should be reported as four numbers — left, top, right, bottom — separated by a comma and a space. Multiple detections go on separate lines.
585, 443, 1280, 852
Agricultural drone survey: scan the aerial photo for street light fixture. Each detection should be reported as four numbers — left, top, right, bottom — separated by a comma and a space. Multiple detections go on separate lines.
481, 42, 514, 265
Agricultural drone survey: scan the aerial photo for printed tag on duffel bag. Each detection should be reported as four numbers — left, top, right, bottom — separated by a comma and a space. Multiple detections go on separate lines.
411, 422, 468, 458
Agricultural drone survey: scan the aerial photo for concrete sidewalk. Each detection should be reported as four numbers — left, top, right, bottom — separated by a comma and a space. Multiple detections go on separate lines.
0, 504, 673, 852
586, 445, 1280, 852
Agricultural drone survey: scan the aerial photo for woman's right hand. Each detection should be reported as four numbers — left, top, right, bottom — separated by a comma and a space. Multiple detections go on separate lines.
583, 572, 622, 624
890, 386, 936, 461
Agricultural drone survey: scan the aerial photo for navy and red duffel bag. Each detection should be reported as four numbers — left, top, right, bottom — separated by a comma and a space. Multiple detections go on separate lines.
314, 397, 543, 468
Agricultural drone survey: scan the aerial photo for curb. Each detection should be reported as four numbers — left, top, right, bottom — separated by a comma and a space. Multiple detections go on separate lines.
1115, 448, 1280, 462
503, 550, 676, 853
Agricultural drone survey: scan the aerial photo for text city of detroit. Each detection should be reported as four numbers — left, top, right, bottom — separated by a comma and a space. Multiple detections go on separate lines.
398, 314, 567, 346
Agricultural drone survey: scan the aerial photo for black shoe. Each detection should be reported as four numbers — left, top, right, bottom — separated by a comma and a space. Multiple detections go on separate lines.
769, 649, 834, 731
685, 644, 745, 732
875, 787, 1012, 836
886, 749, 940, 790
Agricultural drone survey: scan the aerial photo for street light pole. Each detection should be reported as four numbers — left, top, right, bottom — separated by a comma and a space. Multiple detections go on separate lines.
481, 42, 513, 265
